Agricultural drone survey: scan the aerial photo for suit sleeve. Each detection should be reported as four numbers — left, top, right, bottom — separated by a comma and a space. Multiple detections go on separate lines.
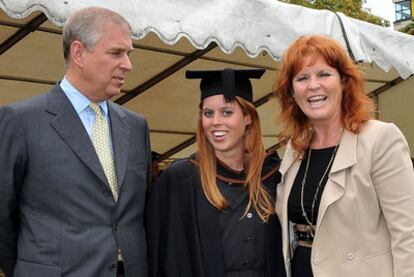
371, 123, 414, 276
0, 106, 27, 276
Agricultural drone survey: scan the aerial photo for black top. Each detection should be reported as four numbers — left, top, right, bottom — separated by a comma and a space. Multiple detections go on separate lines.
288, 146, 337, 224
146, 152, 286, 277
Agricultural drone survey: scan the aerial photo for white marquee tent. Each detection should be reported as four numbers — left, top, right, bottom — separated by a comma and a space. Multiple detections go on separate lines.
1, 0, 414, 164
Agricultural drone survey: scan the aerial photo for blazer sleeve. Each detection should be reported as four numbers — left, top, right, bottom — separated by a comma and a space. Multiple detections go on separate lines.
0, 105, 27, 276
371, 123, 414, 276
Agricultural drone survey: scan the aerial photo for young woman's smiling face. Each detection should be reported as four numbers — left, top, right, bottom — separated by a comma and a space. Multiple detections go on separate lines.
201, 95, 251, 160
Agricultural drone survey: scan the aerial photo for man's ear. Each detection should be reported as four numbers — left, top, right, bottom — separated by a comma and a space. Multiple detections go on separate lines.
70, 40, 86, 68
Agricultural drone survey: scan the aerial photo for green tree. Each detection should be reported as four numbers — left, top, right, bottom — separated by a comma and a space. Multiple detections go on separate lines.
399, 21, 414, 35
280, 0, 389, 27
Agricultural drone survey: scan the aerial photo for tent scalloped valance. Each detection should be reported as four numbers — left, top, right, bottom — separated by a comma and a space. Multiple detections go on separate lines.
1, 0, 413, 78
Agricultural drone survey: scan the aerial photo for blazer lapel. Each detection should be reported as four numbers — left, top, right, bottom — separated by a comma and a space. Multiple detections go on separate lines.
316, 129, 358, 228
277, 142, 302, 260
108, 102, 129, 187
279, 141, 301, 182
46, 85, 109, 186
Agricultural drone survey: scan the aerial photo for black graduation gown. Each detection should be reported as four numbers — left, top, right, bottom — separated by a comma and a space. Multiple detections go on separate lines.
145, 152, 286, 277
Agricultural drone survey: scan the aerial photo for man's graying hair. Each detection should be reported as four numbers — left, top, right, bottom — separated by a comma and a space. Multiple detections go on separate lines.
62, 6, 132, 63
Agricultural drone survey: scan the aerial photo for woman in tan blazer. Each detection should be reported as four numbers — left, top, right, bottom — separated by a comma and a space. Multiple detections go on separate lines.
273, 35, 414, 277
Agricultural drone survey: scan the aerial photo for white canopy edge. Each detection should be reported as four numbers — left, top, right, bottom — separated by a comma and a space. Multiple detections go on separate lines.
1, 0, 414, 79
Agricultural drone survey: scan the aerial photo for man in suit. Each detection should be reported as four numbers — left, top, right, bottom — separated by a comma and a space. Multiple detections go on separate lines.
0, 6, 150, 277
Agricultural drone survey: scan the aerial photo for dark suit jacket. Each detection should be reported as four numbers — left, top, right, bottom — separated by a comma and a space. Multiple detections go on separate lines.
0, 85, 150, 277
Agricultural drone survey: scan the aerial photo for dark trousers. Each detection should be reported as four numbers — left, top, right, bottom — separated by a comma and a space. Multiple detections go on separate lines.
291, 246, 313, 277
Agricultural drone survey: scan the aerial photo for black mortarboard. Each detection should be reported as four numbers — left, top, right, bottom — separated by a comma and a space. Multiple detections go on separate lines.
185, 68, 265, 103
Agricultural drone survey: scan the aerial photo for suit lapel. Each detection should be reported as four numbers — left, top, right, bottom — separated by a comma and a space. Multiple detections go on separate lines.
46, 85, 109, 187
108, 102, 129, 187
316, 129, 358, 228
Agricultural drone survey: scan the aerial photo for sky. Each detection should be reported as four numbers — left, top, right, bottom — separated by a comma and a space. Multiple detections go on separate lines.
364, 0, 395, 22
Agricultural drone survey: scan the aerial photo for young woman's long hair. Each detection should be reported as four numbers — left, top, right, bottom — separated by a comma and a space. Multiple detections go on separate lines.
196, 96, 274, 222
273, 35, 375, 155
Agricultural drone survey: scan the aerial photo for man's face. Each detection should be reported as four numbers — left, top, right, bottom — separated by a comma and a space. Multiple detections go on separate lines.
81, 23, 133, 101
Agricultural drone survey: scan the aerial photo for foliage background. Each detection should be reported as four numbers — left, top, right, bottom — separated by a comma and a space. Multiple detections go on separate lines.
280, 0, 390, 27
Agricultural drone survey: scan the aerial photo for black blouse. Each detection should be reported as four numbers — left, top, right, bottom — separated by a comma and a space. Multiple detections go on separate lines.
288, 146, 337, 225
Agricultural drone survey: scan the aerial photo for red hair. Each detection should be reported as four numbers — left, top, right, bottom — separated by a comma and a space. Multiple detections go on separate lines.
273, 35, 375, 154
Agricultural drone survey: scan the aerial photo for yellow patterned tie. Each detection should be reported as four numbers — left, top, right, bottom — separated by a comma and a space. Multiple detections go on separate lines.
89, 103, 119, 201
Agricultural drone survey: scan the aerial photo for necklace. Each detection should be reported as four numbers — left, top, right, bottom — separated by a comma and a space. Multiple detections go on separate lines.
300, 144, 339, 236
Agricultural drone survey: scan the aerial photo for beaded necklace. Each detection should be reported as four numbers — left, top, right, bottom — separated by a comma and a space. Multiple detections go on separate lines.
300, 144, 339, 236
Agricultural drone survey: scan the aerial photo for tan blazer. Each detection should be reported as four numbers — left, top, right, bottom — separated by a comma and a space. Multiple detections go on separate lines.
276, 120, 414, 277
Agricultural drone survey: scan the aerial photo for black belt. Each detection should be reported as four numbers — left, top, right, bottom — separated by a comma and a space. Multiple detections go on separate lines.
293, 224, 314, 243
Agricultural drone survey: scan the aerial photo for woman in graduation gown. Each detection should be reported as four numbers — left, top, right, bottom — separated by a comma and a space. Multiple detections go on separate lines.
146, 68, 286, 277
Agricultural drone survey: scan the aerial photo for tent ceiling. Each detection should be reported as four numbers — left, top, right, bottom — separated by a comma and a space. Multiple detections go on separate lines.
0, 8, 413, 165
